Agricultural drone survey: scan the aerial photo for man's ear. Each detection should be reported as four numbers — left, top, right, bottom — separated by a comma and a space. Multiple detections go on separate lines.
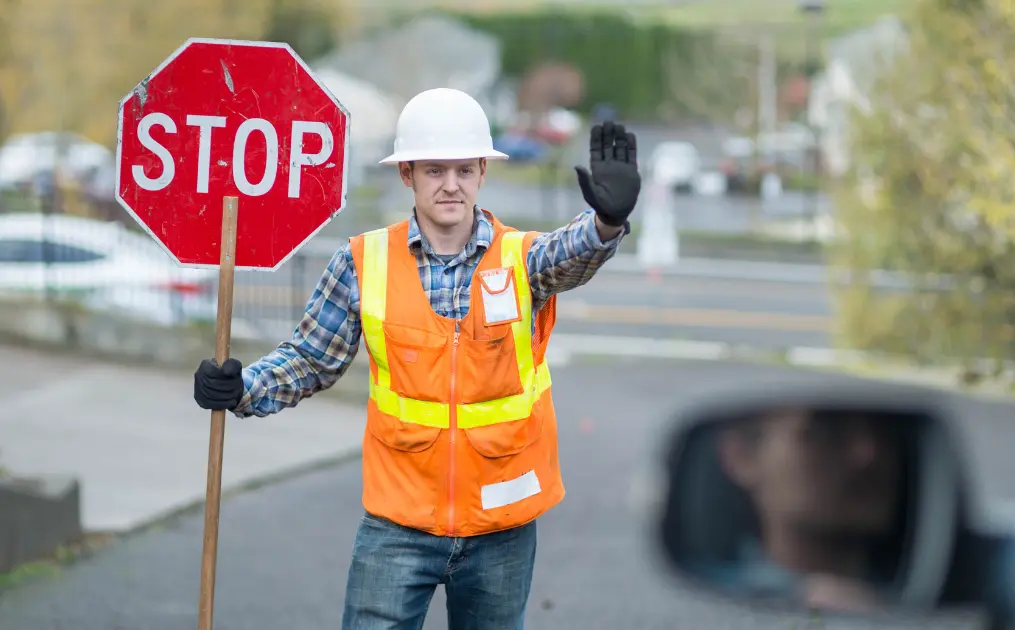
478, 158, 487, 186
398, 161, 414, 188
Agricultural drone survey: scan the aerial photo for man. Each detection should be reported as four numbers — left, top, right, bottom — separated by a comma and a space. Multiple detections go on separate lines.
713, 407, 905, 611
192, 87, 641, 629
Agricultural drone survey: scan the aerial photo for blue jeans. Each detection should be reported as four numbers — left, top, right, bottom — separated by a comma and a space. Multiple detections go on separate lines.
342, 512, 538, 630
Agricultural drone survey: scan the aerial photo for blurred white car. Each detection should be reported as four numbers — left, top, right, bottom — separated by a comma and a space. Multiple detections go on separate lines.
0, 213, 218, 326
650, 141, 701, 193
0, 131, 115, 194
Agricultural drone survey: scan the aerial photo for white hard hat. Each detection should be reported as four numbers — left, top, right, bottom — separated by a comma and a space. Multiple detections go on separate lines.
379, 88, 509, 164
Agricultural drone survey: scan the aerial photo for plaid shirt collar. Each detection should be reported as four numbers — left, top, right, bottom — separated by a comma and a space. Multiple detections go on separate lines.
407, 205, 493, 259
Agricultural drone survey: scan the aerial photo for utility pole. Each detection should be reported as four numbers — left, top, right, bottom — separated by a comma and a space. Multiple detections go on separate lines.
798, 0, 826, 228
751, 34, 777, 227
757, 35, 777, 138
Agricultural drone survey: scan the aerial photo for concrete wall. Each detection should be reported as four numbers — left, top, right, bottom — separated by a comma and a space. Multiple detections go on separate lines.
0, 476, 81, 573
0, 297, 371, 400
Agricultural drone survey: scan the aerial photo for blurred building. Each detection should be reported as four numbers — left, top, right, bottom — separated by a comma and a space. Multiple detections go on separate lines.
807, 16, 908, 176
313, 15, 504, 119
311, 69, 402, 187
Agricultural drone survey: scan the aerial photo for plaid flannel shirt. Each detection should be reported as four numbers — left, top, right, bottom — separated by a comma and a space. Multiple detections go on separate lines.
234, 206, 626, 417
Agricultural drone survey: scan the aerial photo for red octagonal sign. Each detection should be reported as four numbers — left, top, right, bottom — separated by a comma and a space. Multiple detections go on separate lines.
116, 38, 350, 270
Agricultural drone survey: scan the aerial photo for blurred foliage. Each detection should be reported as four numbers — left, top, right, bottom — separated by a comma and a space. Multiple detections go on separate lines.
781, 171, 822, 193
451, 10, 753, 123
726, 170, 821, 196
264, 0, 338, 61
831, 0, 1015, 371
0, 0, 272, 146
0, 0, 343, 148
0, 0, 14, 141
657, 0, 916, 63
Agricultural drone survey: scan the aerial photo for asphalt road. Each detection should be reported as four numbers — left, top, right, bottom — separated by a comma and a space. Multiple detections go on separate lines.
231, 258, 836, 351
1, 359, 1012, 630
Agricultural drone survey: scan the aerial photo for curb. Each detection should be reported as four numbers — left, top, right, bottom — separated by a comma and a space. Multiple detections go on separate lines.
116, 446, 364, 539
601, 254, 919, 290
547, 334, 1015, 402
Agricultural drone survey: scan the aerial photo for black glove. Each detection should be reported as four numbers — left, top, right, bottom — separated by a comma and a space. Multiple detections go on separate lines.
194, 358, 244, 411
574, 121, 641, 227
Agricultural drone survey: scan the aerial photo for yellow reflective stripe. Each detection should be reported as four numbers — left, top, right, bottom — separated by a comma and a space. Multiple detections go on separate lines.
362, 226, 450, 428
457, 362, 552, 428
370, 381, 450, 428
360, 228, 390, 389
371, 365, 552, 430
370, 361, 550, 430
500, 231, 536, 390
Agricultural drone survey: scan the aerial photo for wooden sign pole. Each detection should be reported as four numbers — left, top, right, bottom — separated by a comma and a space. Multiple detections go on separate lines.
197, 195, 239, 630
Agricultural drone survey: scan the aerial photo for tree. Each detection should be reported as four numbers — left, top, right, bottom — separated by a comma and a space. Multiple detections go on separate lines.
831, 0, 1015, 374
0, 0, 274, 147
661, 28, 754, 126
0, 0, 15, 141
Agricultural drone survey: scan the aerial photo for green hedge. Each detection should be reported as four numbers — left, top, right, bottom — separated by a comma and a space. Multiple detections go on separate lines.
264, 2, 338, 61
446, 10, 751, 122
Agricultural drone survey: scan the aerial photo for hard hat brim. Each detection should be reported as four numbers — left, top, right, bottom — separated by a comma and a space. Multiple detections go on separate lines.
378, 148, 510, 165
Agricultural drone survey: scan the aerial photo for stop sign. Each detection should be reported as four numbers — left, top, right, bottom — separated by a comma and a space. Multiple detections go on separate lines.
115, 38, 350, 270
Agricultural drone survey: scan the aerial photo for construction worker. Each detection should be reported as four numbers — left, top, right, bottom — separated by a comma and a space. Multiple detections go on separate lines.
193, 87, 641, 629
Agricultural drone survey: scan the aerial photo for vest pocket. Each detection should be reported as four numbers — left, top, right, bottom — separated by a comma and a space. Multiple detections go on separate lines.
464, 413, 544, 458
367, 404, 443, 452
382, 323, 450, 403
458, 325, 525, 404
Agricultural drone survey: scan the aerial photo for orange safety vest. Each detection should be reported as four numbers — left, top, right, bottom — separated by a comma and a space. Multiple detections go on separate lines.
349, 211, 564, 537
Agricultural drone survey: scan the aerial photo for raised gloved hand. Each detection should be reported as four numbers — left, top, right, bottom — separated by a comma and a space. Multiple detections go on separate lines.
574, 121, 641, 227
194, 358, 244, 411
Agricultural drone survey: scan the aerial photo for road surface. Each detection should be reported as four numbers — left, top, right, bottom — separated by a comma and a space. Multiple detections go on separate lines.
1, 359, 1010, 630
232, 258, 836, 351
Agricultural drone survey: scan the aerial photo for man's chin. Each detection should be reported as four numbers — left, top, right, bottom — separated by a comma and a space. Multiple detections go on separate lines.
432, 203, 469, 225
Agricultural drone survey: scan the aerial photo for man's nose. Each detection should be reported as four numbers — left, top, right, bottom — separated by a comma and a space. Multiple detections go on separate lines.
442, 172, 461, 193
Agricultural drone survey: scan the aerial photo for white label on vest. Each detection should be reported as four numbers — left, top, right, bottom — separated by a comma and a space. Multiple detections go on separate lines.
481, 470, 542, 510
479, 266, 521, 325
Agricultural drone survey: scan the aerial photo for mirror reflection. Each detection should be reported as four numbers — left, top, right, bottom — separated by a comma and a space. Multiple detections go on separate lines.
665, 406, 919, 613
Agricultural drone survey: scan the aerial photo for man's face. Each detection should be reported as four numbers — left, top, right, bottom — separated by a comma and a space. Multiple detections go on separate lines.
399, 159, 486, 229
719, 408, 902, 538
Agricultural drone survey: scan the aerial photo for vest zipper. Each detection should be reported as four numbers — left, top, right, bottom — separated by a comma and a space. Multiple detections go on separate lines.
448, 324, 460, 536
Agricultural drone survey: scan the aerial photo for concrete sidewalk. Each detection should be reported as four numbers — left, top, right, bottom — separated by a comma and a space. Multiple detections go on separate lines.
0, 345, 366, 533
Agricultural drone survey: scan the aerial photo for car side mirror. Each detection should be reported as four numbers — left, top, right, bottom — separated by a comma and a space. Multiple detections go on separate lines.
654, 380, 970, 618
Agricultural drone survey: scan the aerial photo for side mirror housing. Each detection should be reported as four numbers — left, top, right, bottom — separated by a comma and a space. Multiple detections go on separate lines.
655, 379, 970, 617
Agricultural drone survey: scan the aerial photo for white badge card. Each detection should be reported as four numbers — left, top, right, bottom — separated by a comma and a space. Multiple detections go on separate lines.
479, 267, 521, 326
